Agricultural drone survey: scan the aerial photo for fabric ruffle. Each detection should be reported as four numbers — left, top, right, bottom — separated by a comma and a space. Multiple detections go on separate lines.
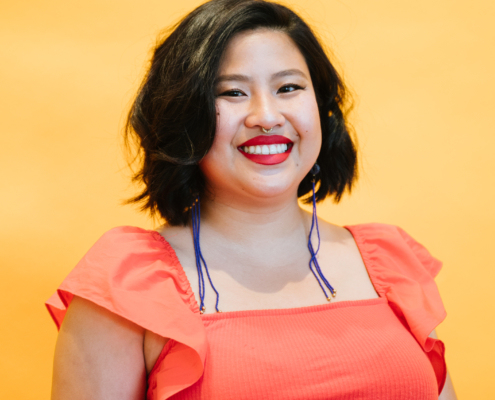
46, 223, 447, 397
45, 226, 207, 400
345, 223, 447, 393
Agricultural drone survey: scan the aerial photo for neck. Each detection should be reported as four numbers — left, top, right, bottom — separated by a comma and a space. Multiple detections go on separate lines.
199, 192, 310, 247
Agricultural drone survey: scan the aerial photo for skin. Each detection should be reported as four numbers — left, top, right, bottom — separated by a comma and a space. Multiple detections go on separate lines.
51, 29, 457, 399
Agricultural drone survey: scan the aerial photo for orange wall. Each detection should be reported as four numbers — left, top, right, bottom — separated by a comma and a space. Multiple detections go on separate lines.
1, 0, 493, 398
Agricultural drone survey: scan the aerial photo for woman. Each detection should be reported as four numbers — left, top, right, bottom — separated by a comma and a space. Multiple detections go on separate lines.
46, 0, 456, 399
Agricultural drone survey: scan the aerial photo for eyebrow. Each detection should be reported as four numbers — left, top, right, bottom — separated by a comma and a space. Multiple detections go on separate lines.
215, 68, 308, 83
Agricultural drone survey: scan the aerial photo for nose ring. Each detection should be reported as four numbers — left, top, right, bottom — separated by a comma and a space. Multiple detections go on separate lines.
261, 127, 273, 133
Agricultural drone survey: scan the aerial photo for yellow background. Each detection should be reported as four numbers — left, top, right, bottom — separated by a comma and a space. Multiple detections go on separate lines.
1, 0, 493, 398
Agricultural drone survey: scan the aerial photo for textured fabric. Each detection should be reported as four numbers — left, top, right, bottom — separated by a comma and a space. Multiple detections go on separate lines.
46, 223, 447, 400
168, 299, 439, 400
46, 227, 206, 398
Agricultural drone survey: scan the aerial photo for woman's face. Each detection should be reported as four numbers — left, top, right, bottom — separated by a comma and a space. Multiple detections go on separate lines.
200, 28, 322, 204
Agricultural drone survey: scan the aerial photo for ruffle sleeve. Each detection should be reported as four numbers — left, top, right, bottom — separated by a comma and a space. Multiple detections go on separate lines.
45, 226, 207, 400
345, 223, 447, 394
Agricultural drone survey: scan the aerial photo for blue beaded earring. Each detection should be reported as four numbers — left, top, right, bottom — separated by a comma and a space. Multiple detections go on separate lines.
191, 197, 221, 314
307, 164, 337, 301
190, 166, 336, 315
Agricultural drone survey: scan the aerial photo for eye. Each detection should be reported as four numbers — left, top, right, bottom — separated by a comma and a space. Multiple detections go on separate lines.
277, 83, 305, 94
217, 88, 246, 97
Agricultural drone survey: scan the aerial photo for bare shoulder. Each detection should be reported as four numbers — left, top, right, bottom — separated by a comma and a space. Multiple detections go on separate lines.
315, 217, 363, 263
156, 223, 194, 257
304, 211, 355, 244
156, 223, 198, 279
320, 220, 353, 240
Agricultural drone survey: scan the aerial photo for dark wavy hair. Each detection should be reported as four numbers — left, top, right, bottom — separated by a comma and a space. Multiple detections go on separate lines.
125, 0, 357, 226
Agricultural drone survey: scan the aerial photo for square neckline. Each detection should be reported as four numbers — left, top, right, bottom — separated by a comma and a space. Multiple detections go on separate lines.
152, 225, 384, 320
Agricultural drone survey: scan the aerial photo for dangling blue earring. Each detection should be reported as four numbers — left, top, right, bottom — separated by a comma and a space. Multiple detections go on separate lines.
191, 196, 221, 314
307, 164, 337, 301
190, 167, 335, 314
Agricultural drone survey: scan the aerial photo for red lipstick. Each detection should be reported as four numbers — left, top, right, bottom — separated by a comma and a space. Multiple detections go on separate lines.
240, 135, 293, 147
238, 135, 293, 166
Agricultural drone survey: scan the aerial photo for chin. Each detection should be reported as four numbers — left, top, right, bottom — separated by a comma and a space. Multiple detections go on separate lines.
240, 177, 300, 201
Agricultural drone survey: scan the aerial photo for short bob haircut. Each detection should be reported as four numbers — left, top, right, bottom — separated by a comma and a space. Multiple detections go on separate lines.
126, 0, 357, 226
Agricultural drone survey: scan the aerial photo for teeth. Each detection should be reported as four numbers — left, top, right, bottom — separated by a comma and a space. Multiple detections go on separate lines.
242, 143, 290, 155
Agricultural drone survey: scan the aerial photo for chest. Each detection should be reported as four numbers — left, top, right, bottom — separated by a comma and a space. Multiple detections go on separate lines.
175, 237, 379, 314
164, 301, 438, 400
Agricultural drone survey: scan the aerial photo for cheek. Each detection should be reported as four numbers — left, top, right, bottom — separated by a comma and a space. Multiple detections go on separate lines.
199, 104, 236, 178
292, 97, 322, 147
208, 104, 236, 157
214, 100, 243, 141
207, 105, 232, 157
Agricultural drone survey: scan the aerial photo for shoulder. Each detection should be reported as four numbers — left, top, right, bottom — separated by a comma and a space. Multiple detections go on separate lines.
62, 226, 188, 296
49, 227, 208, 398
345, 222, 410, 240
73, 225, 185, 277
344, 222, 447, 341
47, 225, 200, 331
345, 223, 442, 278
87, 225, 175, 258
344, 223, 448, 392
313, 215, 354, 244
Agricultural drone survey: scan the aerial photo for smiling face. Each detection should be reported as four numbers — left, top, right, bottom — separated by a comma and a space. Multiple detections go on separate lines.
199, 28, 322, 204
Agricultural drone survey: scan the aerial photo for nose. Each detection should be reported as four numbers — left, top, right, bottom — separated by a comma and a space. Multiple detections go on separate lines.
244, 91, 285, 132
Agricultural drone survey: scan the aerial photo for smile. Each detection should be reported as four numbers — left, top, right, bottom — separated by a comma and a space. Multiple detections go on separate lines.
241, 143, 290, 155
238, 135, 293, 165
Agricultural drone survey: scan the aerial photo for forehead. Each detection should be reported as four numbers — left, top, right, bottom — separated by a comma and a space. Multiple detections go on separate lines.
217, 29, 309, 78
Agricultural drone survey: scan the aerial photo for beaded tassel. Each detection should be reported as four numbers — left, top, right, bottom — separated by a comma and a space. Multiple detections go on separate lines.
191, 198, 221, 313
307, 165, 337, 301
191, 165, 336, 313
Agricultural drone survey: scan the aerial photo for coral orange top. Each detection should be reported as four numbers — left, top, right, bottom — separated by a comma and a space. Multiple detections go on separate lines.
46, 223, 447, 400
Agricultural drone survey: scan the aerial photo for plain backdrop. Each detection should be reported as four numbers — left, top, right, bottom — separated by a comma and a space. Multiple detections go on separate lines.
1, 0, 494, 398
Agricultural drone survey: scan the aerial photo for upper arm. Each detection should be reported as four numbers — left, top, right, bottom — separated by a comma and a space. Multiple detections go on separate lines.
52, 296, 147, 400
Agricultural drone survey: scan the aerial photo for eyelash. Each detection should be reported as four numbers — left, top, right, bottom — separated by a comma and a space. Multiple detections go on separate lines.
278, 83, 305, 93
220, 89, 245, 97
218, 83, 306, 97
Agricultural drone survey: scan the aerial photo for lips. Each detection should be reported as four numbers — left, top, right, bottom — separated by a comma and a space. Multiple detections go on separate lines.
240, 135, 293, 147
238, 135, 293, 165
